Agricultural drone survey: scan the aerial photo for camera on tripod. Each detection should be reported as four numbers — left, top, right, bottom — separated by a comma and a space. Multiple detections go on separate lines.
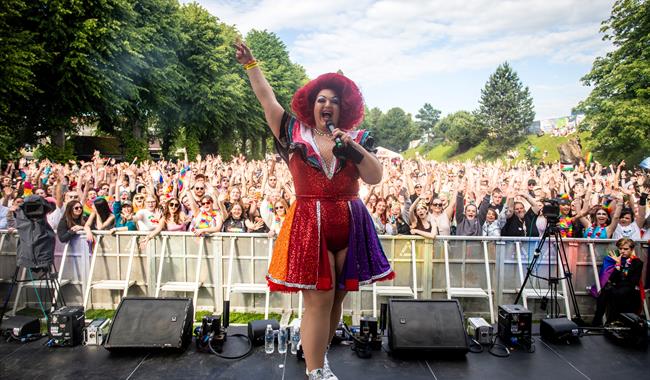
15, 195, 56, 269
541, 197, 569, 223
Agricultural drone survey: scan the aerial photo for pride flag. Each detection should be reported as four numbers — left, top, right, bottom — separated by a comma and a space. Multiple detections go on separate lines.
585, 152, 593, 166
178, 165, 190, 192
23, 182, 33, 196
602, 198, 615, 215
83, 199, 93, 216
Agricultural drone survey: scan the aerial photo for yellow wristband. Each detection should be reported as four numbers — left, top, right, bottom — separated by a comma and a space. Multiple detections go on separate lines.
244, 60, 258, 70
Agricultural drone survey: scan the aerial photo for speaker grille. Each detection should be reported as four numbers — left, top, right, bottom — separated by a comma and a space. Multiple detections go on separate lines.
388, 299, 468, 353
105, 298, 193, 350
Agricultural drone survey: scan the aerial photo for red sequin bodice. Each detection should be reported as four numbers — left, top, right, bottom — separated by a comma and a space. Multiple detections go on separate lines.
289, 154, 359, 198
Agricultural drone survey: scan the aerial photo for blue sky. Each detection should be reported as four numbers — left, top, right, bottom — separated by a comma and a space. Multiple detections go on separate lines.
190, 0, 615, 120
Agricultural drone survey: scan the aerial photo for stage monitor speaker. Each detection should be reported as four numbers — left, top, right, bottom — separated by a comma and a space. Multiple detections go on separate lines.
248, 319, 280, 346
540, 317, 580, 344
104, 297, 193, 352
387, 299, 468, 355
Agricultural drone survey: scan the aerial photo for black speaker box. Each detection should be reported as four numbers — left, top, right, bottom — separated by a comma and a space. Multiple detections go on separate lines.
1, 315, 40, 337
104, 297, 193, 352
606, 313, 648, 350
387, 299, 468, 355
248, 319, 280, 346
540, 318, 580, 343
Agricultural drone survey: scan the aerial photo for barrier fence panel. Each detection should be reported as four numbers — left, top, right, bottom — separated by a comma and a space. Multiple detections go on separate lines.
0, 231, 647, 321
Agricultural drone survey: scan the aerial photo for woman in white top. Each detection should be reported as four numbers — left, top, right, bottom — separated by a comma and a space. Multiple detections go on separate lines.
611, 189, 646, 240
427, 194, 456, 236
134, 193, 161, 232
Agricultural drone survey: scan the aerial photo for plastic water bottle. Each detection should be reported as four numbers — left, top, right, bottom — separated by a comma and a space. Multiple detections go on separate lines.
278, 327, 288, 354
265, 324, 274, 354
291, 326, 300, 355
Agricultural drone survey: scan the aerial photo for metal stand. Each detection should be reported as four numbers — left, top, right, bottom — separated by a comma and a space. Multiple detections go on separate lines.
0, 263, 65, 323
514, 221, 583, 323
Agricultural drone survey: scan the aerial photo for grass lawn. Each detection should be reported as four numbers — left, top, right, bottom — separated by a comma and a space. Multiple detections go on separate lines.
403, 132, 593, 163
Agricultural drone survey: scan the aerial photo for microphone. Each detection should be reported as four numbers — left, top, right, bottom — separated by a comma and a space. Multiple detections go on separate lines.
326, 120, 344, 149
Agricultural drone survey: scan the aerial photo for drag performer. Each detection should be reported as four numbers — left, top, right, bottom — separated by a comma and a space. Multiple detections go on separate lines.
235, 42, 394, 380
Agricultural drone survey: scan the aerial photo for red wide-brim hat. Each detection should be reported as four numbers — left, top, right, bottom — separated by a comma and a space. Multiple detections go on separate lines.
290, 72, 364, 131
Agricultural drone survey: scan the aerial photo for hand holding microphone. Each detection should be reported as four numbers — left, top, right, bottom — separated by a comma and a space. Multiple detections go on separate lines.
326, 120, 344, 150
327, 121, 365, 164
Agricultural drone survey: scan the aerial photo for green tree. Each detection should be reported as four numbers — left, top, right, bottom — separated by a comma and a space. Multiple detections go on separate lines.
577, 0, 650, 163
371, 107, 418, 152
476, 62, 535, 155
0, 0, 46, 158
415, 103, 441, 141
440, 111, 481, 152
2, 0, 141, 154
358, 106, 383, 131
111, 0, 184, 160
174, 3, 244, 155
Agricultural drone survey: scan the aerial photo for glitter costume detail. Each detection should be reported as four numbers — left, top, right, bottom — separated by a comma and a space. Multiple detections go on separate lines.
266, 113, 394, 292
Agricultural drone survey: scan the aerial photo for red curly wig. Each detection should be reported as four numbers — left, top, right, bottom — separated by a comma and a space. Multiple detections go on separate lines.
290, 73, 364, 131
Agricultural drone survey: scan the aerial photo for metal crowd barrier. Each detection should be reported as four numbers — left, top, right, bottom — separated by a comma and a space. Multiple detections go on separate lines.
0, 231, 647, 321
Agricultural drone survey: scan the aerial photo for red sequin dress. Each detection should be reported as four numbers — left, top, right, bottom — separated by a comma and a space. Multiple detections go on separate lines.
266, 113, 394, 292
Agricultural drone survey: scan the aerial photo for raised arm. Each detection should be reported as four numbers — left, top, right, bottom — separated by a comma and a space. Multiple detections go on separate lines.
638, 187, 648, 228
607, 197, 624, 237
235, 42, 285, 139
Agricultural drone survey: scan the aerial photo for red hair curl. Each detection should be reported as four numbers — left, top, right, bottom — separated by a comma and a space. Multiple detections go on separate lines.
290, 73, 364, 131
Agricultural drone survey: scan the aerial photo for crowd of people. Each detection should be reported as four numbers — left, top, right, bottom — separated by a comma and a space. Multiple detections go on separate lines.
0, 153, 648, 243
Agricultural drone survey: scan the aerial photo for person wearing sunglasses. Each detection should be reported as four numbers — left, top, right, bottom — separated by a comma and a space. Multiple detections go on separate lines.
428, 196, 455, 236
236, 42, 394, 380
140, 198, 189, 249
189, 195, 222, 236
133, 194, 161, 232
132, 194, 145, 212
57, 201, 87, 243
268, 199, 289, 237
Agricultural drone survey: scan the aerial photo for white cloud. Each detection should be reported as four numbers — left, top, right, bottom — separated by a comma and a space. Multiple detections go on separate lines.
191, 0, 615, 118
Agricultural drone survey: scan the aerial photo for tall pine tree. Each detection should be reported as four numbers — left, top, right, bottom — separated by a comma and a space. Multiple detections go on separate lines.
415, 103, 441, 142
476, 62, 535, 155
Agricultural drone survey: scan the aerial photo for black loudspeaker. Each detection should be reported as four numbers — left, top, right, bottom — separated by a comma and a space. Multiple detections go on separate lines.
540, 318, 580, 344
387, 299, 468, 355
104, 297, 193, 352
606, 313, 648, 350
247, 319, 279, 346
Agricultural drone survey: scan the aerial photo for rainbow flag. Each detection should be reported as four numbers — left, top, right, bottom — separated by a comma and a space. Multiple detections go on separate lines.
585, 152, 593, 165
602, 198, 614, 215
83, 199, 93, 216
178, 165, 190, 192
23, 182, 33, 196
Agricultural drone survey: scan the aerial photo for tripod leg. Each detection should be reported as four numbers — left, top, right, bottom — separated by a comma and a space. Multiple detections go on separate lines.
515, 234, 547, 305
555, 234, 583, 322
0, 266, 21, 322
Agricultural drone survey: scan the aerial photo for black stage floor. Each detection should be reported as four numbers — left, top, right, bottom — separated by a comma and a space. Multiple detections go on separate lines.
1, 325, 648, 380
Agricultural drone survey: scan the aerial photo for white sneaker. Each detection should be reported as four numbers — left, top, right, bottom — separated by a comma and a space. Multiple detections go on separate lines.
323, 351, 338, 380
307, 368, 325, 380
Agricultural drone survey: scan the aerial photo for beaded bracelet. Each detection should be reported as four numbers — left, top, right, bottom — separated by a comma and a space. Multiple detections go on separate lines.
243, 60, 259, 70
